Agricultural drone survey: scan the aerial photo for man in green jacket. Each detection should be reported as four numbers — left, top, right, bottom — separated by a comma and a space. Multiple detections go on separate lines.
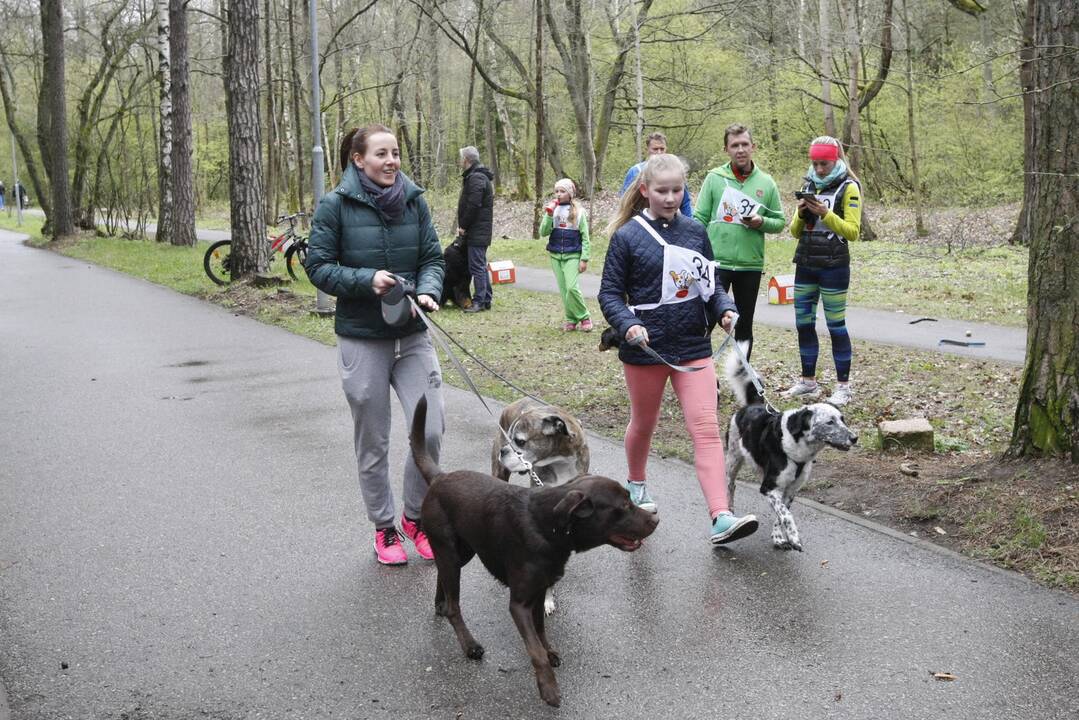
693, 124, 785, 359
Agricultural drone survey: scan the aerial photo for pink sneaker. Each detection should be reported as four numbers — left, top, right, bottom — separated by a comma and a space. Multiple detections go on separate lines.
374, 527, 408, 565
579, 318, 594, 332
401, 515, 434, 560
562, 322, 578, 332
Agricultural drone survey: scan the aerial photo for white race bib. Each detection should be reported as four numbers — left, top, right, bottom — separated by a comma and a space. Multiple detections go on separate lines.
716, 185, 760, 224
629, 215, 715, 312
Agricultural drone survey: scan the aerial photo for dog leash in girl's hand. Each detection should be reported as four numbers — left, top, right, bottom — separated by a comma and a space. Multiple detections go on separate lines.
408, 296, 545, 488
627, 335, 705, 373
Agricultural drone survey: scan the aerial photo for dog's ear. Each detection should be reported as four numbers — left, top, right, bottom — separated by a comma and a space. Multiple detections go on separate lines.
787, 408, 814, 440
553, 490, 595, 521
542, 415, 570, 436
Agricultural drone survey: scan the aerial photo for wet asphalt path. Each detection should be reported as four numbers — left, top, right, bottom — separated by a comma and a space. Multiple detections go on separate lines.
0, 229, 1075, 719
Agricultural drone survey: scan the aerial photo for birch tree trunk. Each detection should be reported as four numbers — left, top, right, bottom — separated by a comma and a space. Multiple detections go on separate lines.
170, 0, 197, 246
1007, 0, 1079, 462
156, 0, 174, 244
224, 0, 268, 278
39, 0, 75, 236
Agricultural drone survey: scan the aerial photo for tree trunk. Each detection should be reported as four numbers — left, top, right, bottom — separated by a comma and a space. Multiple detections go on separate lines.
170, 0, 197, 246
901, 0, 926, 236
1010, 0, 1036, 246
766, 1, 780, 145
0, 46, 51, 219
224, 0, 268, 278
979, 10, 997, 112
156, 0, 174, 245
532, 0, 545, 238
1007, 0, 1079, 462
482, 81, 499, 190
38, 0, 75, 237
819, 0, 836, 137
426, 4, 447, 189
545, 0, 596, 196
287, 0, 305, 213
263, 0, 276, 223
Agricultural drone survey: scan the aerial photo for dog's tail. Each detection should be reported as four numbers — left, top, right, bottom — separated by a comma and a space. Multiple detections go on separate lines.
725, 341, 763, 407
409, 394, 442, 485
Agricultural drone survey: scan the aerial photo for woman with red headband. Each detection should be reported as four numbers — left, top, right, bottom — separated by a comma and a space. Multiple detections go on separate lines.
783, 136, 862, 407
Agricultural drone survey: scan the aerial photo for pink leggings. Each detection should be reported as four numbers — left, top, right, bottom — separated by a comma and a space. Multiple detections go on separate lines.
623, 358, 729, 518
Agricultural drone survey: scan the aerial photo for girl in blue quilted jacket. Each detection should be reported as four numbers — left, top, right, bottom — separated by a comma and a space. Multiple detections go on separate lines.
599, 154, 758, 546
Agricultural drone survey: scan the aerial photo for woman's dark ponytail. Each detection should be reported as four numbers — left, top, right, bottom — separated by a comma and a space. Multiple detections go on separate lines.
339, 123, 395, 172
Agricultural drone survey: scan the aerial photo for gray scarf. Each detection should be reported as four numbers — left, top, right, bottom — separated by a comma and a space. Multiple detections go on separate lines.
357, 168, 407, 223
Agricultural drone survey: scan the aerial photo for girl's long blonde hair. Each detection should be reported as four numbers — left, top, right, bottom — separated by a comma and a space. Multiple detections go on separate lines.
605, 153, 688, 236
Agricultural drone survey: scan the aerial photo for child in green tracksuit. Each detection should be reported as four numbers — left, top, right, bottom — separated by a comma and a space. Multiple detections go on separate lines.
693, 125, 785, 359
540, 178, 593, 332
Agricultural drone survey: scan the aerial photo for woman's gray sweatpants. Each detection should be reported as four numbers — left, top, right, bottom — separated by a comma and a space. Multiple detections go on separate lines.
337, 332, 445, 528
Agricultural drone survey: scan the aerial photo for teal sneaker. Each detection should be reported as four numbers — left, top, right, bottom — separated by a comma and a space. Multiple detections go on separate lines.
626, 481, 657, 514
710, 512, 758, 545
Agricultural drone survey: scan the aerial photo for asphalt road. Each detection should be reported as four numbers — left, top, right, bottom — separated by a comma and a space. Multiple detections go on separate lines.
1, 229, 1075, 719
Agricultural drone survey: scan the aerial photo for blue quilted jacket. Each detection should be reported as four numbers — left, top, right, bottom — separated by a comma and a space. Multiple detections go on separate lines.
599, 212, 736, 366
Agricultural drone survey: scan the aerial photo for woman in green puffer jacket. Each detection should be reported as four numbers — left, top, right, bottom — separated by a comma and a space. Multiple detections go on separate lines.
305, 124, 445, 567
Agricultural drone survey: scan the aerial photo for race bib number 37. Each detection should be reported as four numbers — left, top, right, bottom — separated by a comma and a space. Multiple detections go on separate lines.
717, 186, 760, 224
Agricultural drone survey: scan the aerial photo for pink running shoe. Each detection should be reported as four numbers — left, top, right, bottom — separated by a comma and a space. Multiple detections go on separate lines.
374, 526, 408, 565
562, 321, 578, 332
401, 515, 435, 560
579, 318, 594, 332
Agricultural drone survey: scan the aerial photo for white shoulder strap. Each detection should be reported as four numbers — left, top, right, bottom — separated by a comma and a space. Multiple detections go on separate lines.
632, 214, 668, 246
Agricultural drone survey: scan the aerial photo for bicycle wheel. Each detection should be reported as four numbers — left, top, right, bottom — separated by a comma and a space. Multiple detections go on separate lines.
285, 241, 308, 281
203, 240, 233, 285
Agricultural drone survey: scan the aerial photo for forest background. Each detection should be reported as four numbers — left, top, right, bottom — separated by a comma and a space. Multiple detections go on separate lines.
0, 0, 1024, 232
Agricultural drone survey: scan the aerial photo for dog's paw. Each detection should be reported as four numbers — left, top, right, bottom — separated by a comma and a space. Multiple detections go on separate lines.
547, 648, 562, 667
538, 679, 562, 707
544, 596, 557, 616
465, 642, 485, 660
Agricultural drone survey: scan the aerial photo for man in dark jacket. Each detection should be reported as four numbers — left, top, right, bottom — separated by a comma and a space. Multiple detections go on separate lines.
455, 146, 495, 312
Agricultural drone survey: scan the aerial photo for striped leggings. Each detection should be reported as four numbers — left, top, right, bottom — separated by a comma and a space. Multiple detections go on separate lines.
794, 264, 852, 382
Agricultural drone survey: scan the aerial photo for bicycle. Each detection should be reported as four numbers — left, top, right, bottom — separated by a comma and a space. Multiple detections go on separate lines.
203, 212, 310, 286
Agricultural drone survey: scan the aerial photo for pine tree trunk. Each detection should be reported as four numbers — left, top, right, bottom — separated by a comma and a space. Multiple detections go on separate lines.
156, 0, 174, 245
1007, 0, 1079, 462
170, 0, 197, 246
263, 0, 276, 223
38, 0, 75, 237
224, 0, 268, 279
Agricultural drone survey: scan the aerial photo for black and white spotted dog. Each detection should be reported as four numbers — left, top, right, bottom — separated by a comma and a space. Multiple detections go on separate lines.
724, 345, 858, 551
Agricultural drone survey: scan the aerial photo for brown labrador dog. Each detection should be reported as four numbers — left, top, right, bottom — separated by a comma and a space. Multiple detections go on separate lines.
409, 395, 658, 707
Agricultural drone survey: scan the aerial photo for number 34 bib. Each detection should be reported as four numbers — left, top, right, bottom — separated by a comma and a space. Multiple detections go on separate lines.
628, 215, 716, 312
